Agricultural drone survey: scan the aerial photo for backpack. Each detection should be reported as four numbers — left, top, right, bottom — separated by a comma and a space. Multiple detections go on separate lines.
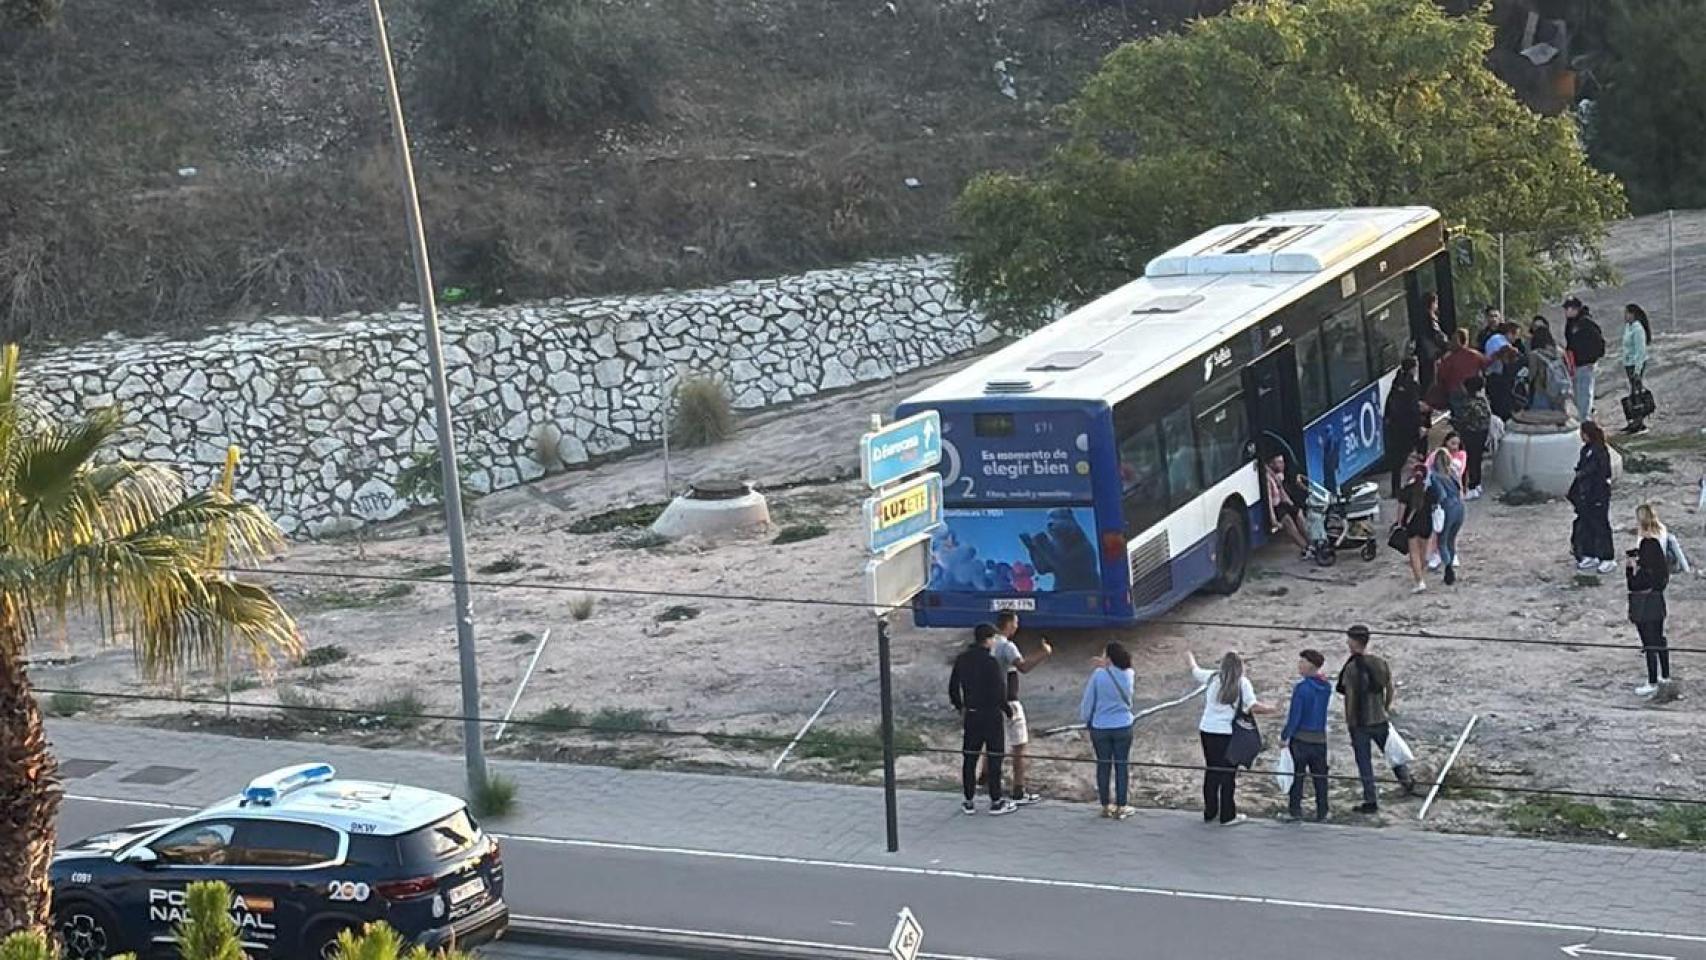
1576, 319, 1606, 365
1455, 395, 1491, 434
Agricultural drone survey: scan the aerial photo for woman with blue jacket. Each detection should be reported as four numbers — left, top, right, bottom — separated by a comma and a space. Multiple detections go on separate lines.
1080, 642, 1137, 820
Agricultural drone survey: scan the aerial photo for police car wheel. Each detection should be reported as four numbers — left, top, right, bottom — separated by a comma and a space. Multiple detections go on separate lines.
56, 904, 115, 960
306, 920, 354, 960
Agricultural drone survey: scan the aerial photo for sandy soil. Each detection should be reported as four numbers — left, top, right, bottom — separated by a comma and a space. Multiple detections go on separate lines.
29, 213, 1706, 840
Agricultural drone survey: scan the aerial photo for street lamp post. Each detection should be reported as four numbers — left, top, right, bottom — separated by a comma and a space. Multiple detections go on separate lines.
364, 0, 488, 796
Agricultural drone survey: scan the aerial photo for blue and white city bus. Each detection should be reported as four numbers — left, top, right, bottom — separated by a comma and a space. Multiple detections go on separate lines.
897, 207, 1455, 628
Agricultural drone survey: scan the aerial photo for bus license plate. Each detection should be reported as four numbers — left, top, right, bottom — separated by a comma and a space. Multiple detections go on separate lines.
449, 878, 485, 905
990, 598, 1036, 611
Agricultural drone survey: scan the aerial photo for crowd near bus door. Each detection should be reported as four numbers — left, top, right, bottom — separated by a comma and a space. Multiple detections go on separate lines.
1242, 345, 1305, 485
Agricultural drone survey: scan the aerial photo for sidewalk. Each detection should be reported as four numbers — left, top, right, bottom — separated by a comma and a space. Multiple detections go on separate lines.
46, 719, 1706, 938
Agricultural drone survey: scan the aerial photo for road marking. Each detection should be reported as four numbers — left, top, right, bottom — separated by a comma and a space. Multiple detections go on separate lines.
65, 794, 1706, 948
512, 915, 994, 960
1561, 944, 1676, 960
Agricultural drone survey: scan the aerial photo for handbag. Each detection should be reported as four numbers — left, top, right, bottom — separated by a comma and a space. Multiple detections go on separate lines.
1225, 708, 1265, 769
1628, 588, 1667, 624
1621, 389, 1656, 421
1386, 522, 1410, 555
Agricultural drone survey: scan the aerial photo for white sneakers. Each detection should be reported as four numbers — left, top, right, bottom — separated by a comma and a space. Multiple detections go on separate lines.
1597, 560, 1618, 575
1577, 557, 1599, 571
1411, 581, 1428, 594
1466, 487, 1483, 501
1427, 554, 1442, 571
1636, 683, 1658, 697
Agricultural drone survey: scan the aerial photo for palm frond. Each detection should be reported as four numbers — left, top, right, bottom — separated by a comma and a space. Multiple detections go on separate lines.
135, 492, 286, 568
34, 533, 299, 680
85, 460, 186, 539
1, 408, 130, 560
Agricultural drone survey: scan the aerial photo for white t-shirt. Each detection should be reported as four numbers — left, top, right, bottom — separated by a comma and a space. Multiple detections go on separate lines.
1191, 665, 1257, 734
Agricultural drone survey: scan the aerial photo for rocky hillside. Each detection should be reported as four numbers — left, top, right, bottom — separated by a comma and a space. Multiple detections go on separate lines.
0, 0, 1168, 342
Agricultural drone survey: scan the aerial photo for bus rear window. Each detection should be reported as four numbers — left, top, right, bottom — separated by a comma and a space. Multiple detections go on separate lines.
397, 810, 479, 865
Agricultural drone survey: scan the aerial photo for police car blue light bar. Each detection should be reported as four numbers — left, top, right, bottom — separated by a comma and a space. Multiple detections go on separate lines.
242, 763, 335, 806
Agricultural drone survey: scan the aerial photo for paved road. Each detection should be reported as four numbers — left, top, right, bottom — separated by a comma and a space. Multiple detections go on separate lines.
59, 798, 1706, 960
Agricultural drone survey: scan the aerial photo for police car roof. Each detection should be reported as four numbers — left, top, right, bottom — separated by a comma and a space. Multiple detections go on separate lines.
204, 778, 466, 837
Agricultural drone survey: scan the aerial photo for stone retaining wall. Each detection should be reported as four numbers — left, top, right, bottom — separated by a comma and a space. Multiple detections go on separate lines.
28, 256, 991, 536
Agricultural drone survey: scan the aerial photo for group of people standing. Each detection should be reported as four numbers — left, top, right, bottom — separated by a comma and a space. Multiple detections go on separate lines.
950, 616, 1416, 824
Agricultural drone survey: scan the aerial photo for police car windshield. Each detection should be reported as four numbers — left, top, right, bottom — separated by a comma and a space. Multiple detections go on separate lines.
397, 809, 479, 864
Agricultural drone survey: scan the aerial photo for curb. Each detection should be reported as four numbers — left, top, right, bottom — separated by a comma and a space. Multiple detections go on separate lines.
505, 919, 881, 960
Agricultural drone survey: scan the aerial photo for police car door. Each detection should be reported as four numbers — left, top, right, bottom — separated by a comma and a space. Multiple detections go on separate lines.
131, 818, 244, 949
225, 819, 345, 955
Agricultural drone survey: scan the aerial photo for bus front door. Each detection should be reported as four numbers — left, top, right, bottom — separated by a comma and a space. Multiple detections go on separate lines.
1243, 345, 1305, 482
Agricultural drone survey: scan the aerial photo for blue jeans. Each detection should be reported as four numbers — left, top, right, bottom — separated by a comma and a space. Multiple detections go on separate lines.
1574, 365, 1596, 422
1437, 501, 1465, 568
1090, 726, 1133, 807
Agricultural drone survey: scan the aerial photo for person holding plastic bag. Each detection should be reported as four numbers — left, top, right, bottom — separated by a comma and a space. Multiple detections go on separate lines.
1336, 626, 1417, 814
1279, 649, 1332, 822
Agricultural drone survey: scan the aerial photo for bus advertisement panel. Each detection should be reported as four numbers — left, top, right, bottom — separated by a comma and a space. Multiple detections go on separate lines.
914, 407, 1110, 621
1303, 380, 1385, 489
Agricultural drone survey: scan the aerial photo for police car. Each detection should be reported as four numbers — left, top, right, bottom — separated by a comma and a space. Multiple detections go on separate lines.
51, 764, 507, 960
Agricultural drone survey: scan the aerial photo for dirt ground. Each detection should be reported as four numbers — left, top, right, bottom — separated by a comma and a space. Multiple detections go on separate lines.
30, 212, 1706, 843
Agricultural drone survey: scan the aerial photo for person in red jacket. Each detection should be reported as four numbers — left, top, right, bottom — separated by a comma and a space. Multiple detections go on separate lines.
1426, 328, 1487, 411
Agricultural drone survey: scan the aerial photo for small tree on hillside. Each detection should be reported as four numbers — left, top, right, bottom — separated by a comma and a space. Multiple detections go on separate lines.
1587, 0, 1706, 213
955, 0, 1626, 326
0, 0, 62, 28
415, 0, 658, 130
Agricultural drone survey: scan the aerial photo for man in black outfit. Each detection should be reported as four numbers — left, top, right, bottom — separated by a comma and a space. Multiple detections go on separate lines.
949, 623, 1017, 816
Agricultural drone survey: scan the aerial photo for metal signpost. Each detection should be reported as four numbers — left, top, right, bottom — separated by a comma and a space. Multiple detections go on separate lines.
860, 412, 942, 854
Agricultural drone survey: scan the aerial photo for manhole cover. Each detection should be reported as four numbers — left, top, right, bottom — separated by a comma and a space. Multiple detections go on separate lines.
58, 759, 115, 780
120, 765, 195, 785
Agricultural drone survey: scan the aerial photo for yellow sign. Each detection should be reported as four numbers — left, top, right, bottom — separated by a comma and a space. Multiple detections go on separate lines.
877, 483, 933, 530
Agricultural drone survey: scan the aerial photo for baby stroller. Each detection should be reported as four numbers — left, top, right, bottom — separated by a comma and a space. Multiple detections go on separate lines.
1303, 478, 1383, 565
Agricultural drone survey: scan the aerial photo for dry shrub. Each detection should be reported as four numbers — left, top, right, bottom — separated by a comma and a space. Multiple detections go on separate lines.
671, 376, 734, 449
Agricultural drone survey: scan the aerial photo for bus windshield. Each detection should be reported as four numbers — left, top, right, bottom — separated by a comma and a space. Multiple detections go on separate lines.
930, 409, 1102, 597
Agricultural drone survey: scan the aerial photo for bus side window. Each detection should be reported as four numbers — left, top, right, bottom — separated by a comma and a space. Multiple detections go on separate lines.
1295, 328, 1331, 422
1116, 422, 1166, 536
1323, 303, 1370, 401
1159, 405, 1201, 508
1364, 289, 1409, 374
1195, 396, 1247, 486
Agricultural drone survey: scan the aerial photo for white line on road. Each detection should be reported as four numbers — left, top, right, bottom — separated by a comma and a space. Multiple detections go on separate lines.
512, 915, 996, 960
1560, 944, 1676, 960
64, 794, 1706, 948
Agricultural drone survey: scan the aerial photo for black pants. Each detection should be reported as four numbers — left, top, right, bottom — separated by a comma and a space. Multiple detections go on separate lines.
961, 708, 1005, 802
1462, 428, 1488, 490
1626, 366, 1647, 428
1572, 501, 1615, 562
1488, 372, 1516, 421
1199, 731, 1237, 823
1288, 740, 1329, 819
1637, 618, 1672, 684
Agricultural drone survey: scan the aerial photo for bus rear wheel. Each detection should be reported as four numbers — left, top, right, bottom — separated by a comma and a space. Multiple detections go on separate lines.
1204, 506, 1249, 595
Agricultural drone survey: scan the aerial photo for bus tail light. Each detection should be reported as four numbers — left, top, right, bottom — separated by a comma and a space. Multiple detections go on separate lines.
1100, 531, 1127, 563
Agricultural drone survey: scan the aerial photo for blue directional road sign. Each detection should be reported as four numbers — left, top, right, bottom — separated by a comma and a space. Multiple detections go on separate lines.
862, 473, 943, 554
860, 411, 942, 489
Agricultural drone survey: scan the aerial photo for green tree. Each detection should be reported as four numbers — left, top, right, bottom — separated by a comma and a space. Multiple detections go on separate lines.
174, 883, 243, 960
1587, 0, 1706, 213
416, 0, 658, 130
331, 922, 473, 960
955, 0, 1626, 327
0, 346, 299, 939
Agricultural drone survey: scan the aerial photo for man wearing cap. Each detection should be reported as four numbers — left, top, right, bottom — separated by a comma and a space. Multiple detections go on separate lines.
1563, 297, 1606, 421
1281, 649, 1333, 822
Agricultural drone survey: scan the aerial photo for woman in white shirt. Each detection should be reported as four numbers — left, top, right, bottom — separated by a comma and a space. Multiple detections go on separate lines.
1188, 651, 1277, 826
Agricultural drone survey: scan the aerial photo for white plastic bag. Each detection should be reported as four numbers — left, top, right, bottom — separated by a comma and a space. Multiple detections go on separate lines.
1431, 505, 1446, 533
1272, 748, 1295, 794
1385, 727, 1416, 768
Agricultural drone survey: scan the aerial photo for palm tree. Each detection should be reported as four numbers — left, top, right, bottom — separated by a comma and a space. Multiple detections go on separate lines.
0, 345, 299, 938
